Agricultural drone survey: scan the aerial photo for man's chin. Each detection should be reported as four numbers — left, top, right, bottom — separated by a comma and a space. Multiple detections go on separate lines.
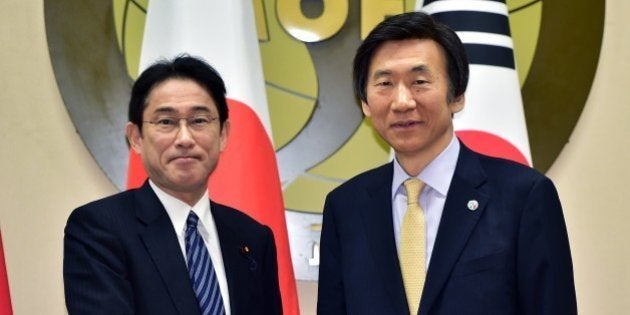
164, 172, 208, 189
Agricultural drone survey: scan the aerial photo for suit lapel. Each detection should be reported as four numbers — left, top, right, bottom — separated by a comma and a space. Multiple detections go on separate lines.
420, 144, 489, 314
135, 182, 201, 315
211, 203, 256, 315
360, 163, 409, 315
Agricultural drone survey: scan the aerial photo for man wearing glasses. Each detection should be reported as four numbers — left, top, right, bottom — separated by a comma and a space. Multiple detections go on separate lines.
63, 56, 282, 315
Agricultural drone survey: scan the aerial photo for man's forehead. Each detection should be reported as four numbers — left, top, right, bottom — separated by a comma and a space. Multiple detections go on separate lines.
146, 77, 212, 99
371, 64, 432, 77
368, 40, 446, 75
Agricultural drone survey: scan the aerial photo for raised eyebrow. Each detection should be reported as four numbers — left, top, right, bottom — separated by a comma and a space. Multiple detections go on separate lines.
410, 64, 431, 75
190, 105, 212, 113
152, 106, 212, 115
152, 107, 177, 114
371, 69, 393, 80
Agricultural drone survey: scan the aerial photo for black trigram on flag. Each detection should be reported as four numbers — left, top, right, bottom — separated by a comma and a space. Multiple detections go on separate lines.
419, 0, 532, 166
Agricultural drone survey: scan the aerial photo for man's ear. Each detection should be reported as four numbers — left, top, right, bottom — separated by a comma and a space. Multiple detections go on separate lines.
361, 101, 372, 117
449, 94, 465, 115
126, 122, 143, 154
219, 119, 230, 152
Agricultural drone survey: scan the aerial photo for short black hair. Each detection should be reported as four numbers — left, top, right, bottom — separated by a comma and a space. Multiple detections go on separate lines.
353, 11, 469, 103
128, 55, 229, 130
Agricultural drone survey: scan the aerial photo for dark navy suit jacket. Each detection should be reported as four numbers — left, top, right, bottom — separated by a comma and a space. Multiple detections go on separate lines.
64, 181, 282, 315
317, 142, 576, 314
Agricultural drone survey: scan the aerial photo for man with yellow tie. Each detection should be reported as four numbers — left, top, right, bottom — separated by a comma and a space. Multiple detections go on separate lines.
317, 12, 576, 314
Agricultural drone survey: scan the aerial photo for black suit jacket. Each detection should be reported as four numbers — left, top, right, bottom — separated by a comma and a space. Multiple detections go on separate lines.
317, 142, 576, 314
64, 181, 282, 315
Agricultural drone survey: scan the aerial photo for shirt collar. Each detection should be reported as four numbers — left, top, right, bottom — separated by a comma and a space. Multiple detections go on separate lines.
392, 135, 460, 199
149, 180, 212, 235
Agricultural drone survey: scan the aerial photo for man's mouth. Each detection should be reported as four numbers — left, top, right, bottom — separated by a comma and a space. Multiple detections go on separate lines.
391, 120, 422, 129
170, 155, 199, 163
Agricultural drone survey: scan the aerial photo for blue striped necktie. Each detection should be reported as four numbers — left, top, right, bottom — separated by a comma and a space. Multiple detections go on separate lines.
185, 211, 226, 315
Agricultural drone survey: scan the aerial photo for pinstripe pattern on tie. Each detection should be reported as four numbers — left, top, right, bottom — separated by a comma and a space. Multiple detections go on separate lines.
186, 211, 226, 315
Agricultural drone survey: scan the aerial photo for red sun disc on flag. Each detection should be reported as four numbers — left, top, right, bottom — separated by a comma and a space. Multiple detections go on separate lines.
456, 130, 530, 166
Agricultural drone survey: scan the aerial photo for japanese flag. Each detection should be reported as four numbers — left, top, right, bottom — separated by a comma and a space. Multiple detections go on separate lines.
0, 232, 11, 314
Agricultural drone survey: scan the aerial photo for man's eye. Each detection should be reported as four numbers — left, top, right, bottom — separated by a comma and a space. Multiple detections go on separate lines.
156, 118, 176, 125
375, 81, 392, 86
414, 79, 427, 85
191, 117, 210, 124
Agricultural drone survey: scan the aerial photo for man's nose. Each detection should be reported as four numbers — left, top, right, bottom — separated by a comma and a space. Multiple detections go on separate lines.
174, 119, 195, 147
392, 84, 416, 111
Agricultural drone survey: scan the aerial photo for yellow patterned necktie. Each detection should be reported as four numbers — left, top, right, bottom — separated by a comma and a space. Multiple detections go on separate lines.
401, 178, 426, 315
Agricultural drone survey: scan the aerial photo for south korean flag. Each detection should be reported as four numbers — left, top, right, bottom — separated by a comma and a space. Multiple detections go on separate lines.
419, 0, 532, 166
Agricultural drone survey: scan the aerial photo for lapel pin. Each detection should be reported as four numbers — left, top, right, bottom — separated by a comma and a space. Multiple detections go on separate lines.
240, 245, 257, 270
240, 245, 250, 254
467, 200, 479, 211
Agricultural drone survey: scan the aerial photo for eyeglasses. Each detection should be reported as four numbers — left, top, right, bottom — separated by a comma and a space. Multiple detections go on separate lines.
143, 114, 219, 133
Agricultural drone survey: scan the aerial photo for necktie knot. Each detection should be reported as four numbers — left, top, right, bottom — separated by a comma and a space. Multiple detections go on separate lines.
186, 211, 200, 230
404, 178, 424, 205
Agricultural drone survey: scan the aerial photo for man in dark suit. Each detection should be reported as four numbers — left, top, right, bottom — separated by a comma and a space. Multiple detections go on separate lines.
317, 12, 577, 314
64, 56, 282, 314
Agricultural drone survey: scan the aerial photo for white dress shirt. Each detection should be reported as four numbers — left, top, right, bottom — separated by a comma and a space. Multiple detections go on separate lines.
391, 135, 460, 268
149, 180, 231, 315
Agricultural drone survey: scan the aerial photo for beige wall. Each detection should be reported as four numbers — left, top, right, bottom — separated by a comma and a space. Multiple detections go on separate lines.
0, 1, 628, 314
547, 0, 630, 312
